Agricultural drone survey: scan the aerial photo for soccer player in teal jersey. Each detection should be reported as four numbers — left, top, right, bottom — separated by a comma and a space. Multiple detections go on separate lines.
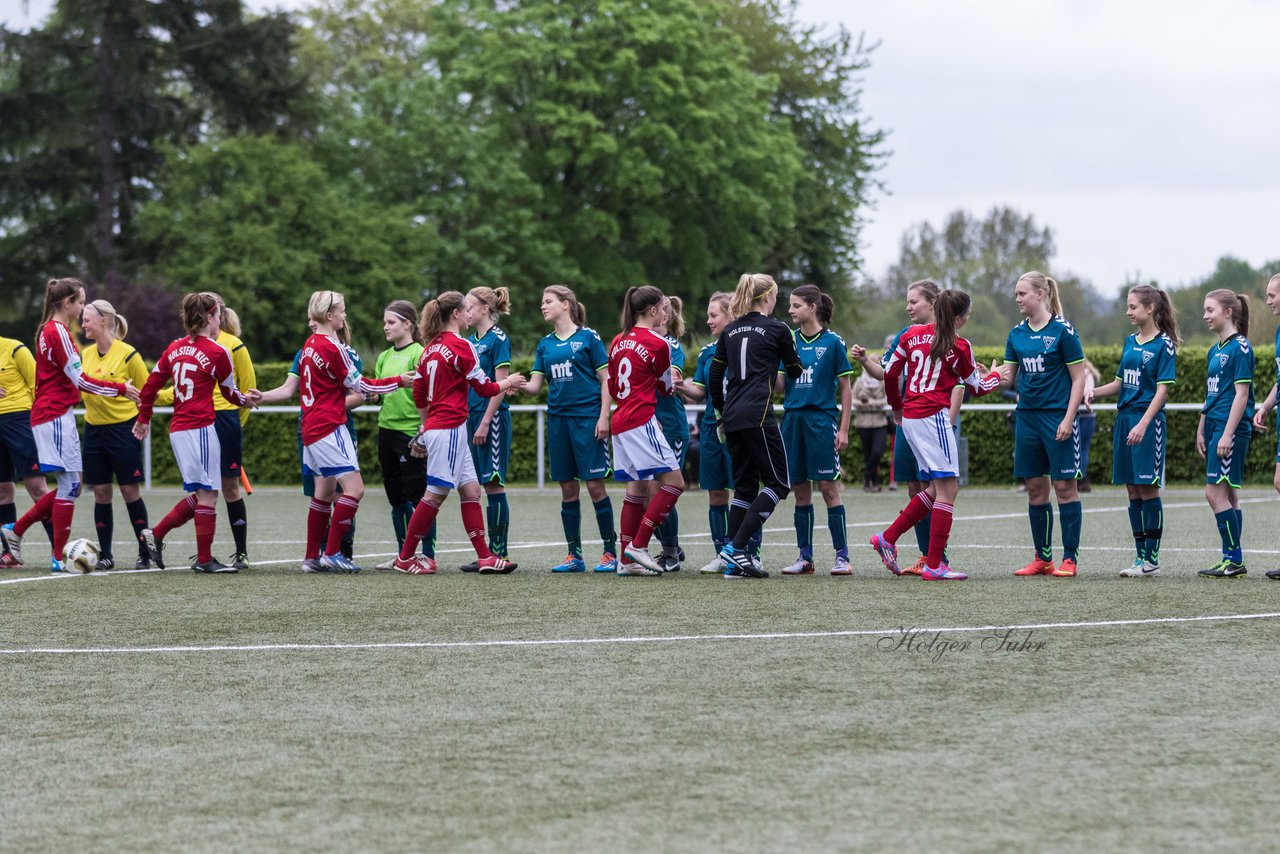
1196, 289, 1255, 578
1087, 286, 1179, 578
520, 285, 618, 573
779, 285, 855, 577
998, 271, 1087, 578
1250, 274, 1280, 580
460, 286, 514, 572
653, 297, 689, 571
682, 292, 763, 573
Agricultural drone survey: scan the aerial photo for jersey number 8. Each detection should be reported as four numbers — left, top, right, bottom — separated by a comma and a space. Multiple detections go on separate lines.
615, 356, 633, 400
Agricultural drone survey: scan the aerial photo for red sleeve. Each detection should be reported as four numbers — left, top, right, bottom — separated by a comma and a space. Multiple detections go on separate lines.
412, 352, 429, 409
884, 343, 907, 411
654, 336, 674, 396
137, 347, 172, 424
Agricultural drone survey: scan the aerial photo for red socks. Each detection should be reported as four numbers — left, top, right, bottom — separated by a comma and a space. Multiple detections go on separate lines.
51, 498, 75, 561
460, 498, 492, 559
14, 491, 56, 536
155, 495, 198, 541
619, 494, 646, 557
400, 497, 442, 560
306, 499, 332, 560
927, 502, 954, 569
325, 495, 360, 557
632, 484, 683, 549
884, 492, 933, 545
194, 506, 216, 563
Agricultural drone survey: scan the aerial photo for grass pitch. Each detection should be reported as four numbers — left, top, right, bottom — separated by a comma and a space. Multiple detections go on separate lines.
3, 485, 1280, 851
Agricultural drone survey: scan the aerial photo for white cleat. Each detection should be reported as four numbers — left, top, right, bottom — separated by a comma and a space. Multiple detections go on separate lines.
617, 561, 661, 576
622, 544, 662, 573
699, 555, 726, 574
1, 523, 24, 565
1120, 559, 1160, 578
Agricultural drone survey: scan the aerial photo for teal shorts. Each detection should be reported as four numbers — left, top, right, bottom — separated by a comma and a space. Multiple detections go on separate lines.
1111, 410, 1165, 486
658, 415, 690, 466
699, 421, 733, 491
467, 409, 511, 486
1205, 418, 1251, 487
547, 413, 610, 483
892, 424, 920, 482
1014, 410, 1080, 480
782, 409, 840, 483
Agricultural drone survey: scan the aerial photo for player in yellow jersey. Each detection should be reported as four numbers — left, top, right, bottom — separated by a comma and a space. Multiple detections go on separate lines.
80, 300, 153, 570
0, 335, 55, 567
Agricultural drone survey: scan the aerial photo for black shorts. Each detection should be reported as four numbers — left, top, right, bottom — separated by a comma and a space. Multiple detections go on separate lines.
214, 410, 243, 478
726, 419, 791, 499
378, 427, 427, 507
83, 419, 145, 486
0, 411, 40, 483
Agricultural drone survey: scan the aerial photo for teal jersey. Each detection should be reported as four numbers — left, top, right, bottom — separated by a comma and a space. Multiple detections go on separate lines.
783, 327, 854, 414
1116, 333, 1176, 412
531, 326, 609, 417
1004, 316, 1085, 410
655, 334, 688, 435
374, 341, 425, 435
468, 326, 512, 414
1203, 334, 1255, 422
691, 342, 721, 427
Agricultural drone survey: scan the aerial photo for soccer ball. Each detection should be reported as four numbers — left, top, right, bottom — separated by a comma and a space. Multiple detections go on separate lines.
64, 538, 100, 574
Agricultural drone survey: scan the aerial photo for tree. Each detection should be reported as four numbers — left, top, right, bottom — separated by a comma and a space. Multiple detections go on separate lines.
134, 136, 437, 361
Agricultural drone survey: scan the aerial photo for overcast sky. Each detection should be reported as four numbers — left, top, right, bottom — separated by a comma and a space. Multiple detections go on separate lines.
4, 0, 1277, 290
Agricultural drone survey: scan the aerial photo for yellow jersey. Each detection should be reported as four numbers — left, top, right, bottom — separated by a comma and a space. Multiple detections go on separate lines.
0, 336, 36, 415
80, 339, 150, 425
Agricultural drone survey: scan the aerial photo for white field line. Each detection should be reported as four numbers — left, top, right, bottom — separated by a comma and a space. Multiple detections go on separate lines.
3, 611, 1279, 656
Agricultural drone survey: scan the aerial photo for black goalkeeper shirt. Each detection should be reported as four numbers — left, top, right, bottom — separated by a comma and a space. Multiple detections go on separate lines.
709, 312, 802, 431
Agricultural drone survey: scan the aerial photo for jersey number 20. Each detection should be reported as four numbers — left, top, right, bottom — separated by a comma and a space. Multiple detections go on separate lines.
907, 350, 942, 394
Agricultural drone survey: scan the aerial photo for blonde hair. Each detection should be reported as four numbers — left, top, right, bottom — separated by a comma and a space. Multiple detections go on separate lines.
87, 299, 128, 340
1018, 271, 1063, 317
308, 291, 345, 326
420, 291, 466, 343
708, 291, 734, 319
220, 306, 241, 337
1206, 288, 1250, 339
468, 286, 511, 321
730, 273, 777, 317
543, 285, 586, 327
665, 296, 686, 338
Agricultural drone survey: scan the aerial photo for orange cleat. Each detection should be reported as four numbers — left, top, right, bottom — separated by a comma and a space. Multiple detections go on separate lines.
903, 556, 927, 576
1051, 558, 1078, 577
1014, 557, 1055, 576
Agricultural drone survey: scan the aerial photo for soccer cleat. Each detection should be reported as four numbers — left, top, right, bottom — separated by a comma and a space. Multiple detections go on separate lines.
1265, 568, 1280, 580
301, 558, 330, 573
1015, 557, 1055, 576
477, 555, 518, 574
724, 550, 769, 579
593, 553, 618, 573
1051, 558, 1078, 577
1, 523, 24, 564
750, 554, 765, 574
95, 556, 115, 572
374, 557, 397, 571
141, 529, 165, 569
623, 544, 662, 573
699, 555, 726, 574
658, 553, 682, 573
903, 556, 927, 576
551, 555, 587, 573
616, 560, 661, 576
830, 557, 853, 576
134, 555, 152, 570
459, 560, 480, 573
1199, 560, 1246, 578
50, 556, 65, 573
230, 553, 250, 571
394, 555, 436, 574
869, 533, 901, 576
921, 563, 968, 581
320, 552, 362, 573
0, 552, 20, 569
1120, 559, 1160, 578
193, 559, 236, 574
781, 556, 815, 575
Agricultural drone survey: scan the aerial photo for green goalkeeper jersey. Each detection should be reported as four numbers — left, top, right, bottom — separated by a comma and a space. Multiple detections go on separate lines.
375, 341, 425, 436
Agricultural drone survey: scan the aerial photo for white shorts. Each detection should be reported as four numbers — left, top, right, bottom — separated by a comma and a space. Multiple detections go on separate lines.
902, 411, 959, 480
33, 411, 82, 473
421, 425, 478, 493
302, 426, 360, 478
612, 417, 680, 482
170, 425, 221, 492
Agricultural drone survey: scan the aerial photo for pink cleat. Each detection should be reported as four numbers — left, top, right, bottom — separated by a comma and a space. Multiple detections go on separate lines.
870, 533, 901, 576
921, 564, 968, 581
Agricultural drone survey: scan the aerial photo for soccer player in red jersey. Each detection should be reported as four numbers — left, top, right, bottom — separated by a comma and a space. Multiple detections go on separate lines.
870, 290, 1003, 580
394, 292, 527, 575
1, 278, 140, 570
133, 293, 255, 573
608, 286, 685, 576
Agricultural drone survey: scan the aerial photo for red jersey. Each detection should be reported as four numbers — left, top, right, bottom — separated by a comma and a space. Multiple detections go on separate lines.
414, 331, 503, 430
297, 333, 402, 445
608, 327, 673, 434
31, 320, 127, 426
883, 324, 1001, 418
138, 335, 248, 431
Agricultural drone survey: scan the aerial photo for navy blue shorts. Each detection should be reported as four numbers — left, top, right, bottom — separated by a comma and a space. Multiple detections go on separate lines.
214, 411, 243, 479
0, 411, 40, 483
83, 419, 145, 486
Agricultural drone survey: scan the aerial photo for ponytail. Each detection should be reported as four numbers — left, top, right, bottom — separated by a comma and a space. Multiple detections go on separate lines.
37, 277, 84, 340
87, 299, 128, 340
1019, 271, 1063, 318
790, 284, 834, 325
544, 285, 587, 327
1206, 289, 1250, 339
730, 273, 777, 317
1129, 285, 1181, 350
620, 285, 664, 331
419, 291, 466, 343
1236, 293, 1250, 340
468, 286, 511, 321
181, 292, 221, 336
930, 290, 972, 360
666, 296, 686, 338
220, 306, 241, 338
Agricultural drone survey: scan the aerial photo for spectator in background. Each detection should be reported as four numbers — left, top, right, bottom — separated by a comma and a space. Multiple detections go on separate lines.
1078, 359, 1102, 492
852, 364, 889, 492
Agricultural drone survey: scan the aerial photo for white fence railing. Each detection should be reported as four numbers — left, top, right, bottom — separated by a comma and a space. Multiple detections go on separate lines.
74, 402, 1213, 492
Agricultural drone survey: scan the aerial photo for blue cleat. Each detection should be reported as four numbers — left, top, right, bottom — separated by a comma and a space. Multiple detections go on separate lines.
551, 555, 587, 573
592, 552, 618, 573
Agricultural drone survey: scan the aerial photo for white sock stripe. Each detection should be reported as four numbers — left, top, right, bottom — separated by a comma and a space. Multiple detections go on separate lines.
918, 493, 934, 508
660, 484, 683, 497
934, 503, 954, 514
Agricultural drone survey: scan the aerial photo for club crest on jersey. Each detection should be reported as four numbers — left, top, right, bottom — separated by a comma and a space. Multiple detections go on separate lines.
1142, 350, 1155, 364
815, 347, 828, 359
569, 341, 583, 353
1219, 353, 1229, 367
1042, 336, 1056, 351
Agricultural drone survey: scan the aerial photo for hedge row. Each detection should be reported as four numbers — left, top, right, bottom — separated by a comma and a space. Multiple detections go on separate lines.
132, 345, 1280, 487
